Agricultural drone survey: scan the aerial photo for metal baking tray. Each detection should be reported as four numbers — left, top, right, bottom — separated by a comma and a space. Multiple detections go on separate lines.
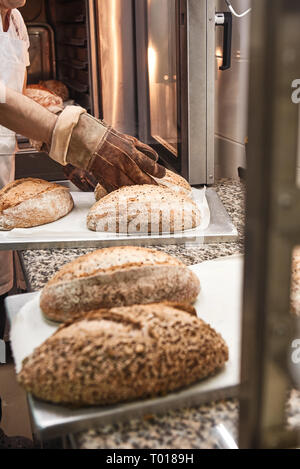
0, 185, 238, 251
5, 257, 242, 440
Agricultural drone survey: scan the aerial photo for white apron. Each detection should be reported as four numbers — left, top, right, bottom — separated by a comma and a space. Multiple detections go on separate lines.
0, 12, 28, 295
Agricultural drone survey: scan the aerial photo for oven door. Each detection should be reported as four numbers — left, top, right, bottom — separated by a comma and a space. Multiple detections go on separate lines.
135, 0, 215, 185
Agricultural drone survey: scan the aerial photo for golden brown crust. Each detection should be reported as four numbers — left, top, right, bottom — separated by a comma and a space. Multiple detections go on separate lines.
27, 84, 57, 94
0, 178, 64, 211
25, 88, 63, 111
45, 246, 184, 283
0, 178, 74, 230
18, 303, 229, 407
158, 169, 192, 192
89, 185, 200, 233
94, 169, 192, 202
40, 80, 69, 102
40, 246, 201, 322
94, 184, 108, 201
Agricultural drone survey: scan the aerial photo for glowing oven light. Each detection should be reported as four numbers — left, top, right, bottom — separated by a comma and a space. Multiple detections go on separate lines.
148, 46, 157, 83
216, 46, 223, 60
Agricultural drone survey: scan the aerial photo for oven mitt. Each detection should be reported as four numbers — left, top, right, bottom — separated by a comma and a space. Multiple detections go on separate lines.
49, 106, 166, 190
63, 164, 98, 192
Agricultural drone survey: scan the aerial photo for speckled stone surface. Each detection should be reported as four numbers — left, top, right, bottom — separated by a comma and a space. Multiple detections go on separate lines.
19, 179, 299, 449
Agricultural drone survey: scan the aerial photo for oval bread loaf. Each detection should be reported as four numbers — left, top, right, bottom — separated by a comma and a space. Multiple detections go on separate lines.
25, 88, 64, 113
40, 246, 201, 322
39, 79, 69, 102
18, 303, 229, 406
94, 168, 192, 201
88, 185, 200, 234
0, 178, 74, 230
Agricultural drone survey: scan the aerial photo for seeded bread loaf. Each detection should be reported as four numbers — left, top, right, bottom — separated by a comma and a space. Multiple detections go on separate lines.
40, 246, 200, 322
18, 303, 228, 406
94, 168, 192, 201
88, 185, 200, 234
0, 178, 74, 230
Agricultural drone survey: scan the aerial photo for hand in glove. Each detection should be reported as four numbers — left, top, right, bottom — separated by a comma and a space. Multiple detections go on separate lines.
49, 107, 166, 190
63, 164, 98, 192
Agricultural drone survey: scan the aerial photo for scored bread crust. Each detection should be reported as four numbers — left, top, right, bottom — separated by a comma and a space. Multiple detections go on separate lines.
157, 168, 192, 194
25, 88, 63, 112
18, 303, 229, 406
40, 246, 201, 322
40, 80, 69, 102
88, 185, 201, 233
94, 169, 192, 201
0, 178, 74, 230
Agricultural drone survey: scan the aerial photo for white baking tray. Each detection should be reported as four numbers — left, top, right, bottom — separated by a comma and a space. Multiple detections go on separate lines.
6, 256, 243, 440
0, 186, 238, 251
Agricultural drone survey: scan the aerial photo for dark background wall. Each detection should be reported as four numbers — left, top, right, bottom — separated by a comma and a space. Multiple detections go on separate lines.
19, 0, 47, 23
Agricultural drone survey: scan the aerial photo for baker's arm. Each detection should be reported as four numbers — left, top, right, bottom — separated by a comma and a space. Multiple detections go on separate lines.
0, 84, 57, 145
0, 85, 165, 189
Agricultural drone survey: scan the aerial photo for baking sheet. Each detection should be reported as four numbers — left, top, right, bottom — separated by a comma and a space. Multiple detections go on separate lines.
6, 255, 243, 439
0, 187, 238, 250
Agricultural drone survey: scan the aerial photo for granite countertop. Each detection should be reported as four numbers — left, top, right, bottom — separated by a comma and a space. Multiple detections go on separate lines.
19, 179, 299, 449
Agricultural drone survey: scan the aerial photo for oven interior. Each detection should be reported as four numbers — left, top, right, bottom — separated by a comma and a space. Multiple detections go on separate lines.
16, 0, 93, 181
17, 0, 247, 185
17, 0, 191, 182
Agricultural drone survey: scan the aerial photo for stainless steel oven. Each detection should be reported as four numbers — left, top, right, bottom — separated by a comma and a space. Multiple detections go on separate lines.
91, 0, 217, 185
21, 0, 235, 186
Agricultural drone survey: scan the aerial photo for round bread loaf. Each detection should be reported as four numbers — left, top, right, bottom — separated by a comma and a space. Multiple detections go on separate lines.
40, 246, 201, 322
0, 178, 74, 230
18, 303, 229, 406
25, 88, 63, 113
40, 79, 69, 102
27, 84, 56, 94
88, 185, 200, 234
94, 168, 192, 201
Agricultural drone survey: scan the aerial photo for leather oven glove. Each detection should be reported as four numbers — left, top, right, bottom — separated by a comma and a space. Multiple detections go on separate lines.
49, 106, 166, 191
63, 164, 98, 192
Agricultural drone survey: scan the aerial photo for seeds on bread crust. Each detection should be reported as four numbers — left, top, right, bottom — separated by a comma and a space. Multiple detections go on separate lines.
18, 303, 229, 406
94, 169, 192, 202
88, 185, 200, 233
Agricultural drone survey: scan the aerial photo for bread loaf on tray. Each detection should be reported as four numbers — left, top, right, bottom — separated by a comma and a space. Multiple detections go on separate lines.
88, 185, 200, 234
40, 246, 201, 322
18, 303, 229, 406
95, 168, 192, 201
0, 178, 74, 230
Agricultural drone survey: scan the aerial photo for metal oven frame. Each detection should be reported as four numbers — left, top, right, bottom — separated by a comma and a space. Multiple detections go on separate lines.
134, 0, 215, 185
88, 0, 215, 185
239, 0, 300, 449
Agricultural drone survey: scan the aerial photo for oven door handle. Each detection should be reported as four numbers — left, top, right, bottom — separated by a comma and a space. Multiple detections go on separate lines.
215, 12, 233, 71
